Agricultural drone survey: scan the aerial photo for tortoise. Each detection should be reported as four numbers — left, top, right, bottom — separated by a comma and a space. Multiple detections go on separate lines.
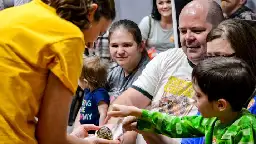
96, 126, 113, 140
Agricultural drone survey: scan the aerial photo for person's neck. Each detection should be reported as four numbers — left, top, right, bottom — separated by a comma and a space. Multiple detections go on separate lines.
86, 85, 96, 92
226, 5, 243, 17
218, 110, 240, 125
123, 57, 142, 77
160, 16, 172, 29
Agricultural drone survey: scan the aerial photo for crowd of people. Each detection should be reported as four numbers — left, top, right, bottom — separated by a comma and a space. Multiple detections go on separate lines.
0, 0, 256, 144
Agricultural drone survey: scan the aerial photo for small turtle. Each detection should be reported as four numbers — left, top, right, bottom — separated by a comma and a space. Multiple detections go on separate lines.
96, 126, 113, 140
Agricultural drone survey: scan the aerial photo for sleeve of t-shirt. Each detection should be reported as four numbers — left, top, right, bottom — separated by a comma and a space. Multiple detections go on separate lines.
248, 96, 256, 114
137, 109, 211, 138
132, 51, 170, 100
94, 88, 110, 105
47, 38, 84, 94
139, 16, 150, 41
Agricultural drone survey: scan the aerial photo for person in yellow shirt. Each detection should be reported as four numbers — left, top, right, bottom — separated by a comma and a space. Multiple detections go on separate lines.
0, 0, 118, 144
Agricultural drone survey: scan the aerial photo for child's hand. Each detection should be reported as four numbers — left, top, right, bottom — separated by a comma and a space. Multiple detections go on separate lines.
107, 104, 142, 118
122, 116, 138, 132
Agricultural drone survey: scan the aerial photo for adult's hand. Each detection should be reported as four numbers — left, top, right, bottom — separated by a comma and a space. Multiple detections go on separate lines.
85, 136, 120, 144
70, 124, 99, 138
70, 124, 120, 144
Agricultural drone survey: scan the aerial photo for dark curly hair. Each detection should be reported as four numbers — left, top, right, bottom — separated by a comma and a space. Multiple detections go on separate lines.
42, 0, 116, 29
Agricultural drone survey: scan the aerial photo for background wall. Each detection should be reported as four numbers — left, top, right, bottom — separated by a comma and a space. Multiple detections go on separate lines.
114, 0, 152, 24
247, 0, 256, 12
114, 0, 256, 24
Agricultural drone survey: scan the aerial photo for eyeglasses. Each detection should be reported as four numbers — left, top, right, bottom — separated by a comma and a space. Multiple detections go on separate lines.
206, 53, 236, 58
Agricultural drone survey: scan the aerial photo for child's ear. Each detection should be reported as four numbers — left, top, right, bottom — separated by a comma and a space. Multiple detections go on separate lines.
216, 99, 228, 112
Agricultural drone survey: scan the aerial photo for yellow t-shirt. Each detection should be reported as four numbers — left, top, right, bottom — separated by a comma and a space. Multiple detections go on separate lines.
0, 0, 85, 143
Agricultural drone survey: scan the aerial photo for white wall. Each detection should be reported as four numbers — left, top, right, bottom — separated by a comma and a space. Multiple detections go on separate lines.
114, 0, 152, 24
247, 0, 256, 12
114, 0, 256, 24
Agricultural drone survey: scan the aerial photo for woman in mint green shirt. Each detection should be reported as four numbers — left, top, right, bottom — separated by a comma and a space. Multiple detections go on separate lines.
107, 57, 256, 144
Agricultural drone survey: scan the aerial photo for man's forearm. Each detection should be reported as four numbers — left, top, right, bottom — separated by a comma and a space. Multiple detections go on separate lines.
112, 94, 133, 106
111, 88, 151, 109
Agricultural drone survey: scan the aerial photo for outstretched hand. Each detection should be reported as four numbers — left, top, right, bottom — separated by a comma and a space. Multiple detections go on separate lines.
105, 104, 142, 124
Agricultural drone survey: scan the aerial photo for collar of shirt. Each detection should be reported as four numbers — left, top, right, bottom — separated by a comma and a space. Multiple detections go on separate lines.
228, 6, 253, 19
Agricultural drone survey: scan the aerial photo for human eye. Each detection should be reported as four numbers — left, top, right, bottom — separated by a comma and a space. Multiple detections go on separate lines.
166, 0, 171, 4
123, 43, 133, 48
179, 29, 187, 35
158, 1, 163, 5
110, 44, 118, 48
192, 29, 205, 34
195, 92, 201, 98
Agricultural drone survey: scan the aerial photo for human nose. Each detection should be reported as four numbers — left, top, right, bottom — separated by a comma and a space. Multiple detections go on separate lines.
185, 31, 196, 43
117, 46, 125, 54
163, 3, 168, 8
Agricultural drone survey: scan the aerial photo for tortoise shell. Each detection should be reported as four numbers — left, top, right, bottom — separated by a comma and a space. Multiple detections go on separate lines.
96, 126, 113, 140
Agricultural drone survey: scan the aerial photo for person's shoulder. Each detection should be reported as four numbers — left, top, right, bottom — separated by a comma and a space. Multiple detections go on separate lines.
141, 15, 150, 21
140, 55, 150, 66
142, 48, 186, 72
108, 64, 121, 74
166, 47, 184, 54
157, 48, 185, 59
95, 88, 108, 93
93, 88, 110, 99
231, 111, 256, 138
233, 109, 256, 128
139, 15, 152, 25
239, 7, 256, 20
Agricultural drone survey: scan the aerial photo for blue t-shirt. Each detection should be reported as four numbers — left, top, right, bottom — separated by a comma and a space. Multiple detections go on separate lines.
79, 88, 110, 126
181, 96, 256, 144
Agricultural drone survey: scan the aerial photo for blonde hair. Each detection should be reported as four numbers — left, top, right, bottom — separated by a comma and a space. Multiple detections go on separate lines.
80, 56, 108, 90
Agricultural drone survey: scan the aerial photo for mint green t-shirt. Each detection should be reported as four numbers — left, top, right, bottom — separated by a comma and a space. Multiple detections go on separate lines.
137, 109, 256, 144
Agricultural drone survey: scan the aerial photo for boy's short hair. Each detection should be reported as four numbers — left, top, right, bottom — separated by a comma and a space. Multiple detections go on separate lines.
80, 56, 108, 89
192, 57, 256, 111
